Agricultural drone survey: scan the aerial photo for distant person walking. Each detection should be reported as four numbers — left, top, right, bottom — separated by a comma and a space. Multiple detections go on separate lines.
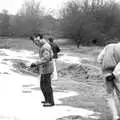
97, 43, 120, 120
48, 37, 60, 81
32, 34, 55, 107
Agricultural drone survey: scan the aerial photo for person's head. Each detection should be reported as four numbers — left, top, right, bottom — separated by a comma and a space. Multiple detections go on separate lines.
30, 33, 46, 47
34, 34, 47, 47
38, 33, 43, 39
48, 37, 54, 43
30, 33, 40, 47
33, 39, 40, 47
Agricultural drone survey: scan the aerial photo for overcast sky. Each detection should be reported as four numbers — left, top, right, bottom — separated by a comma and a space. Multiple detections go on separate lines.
0, 0, 70, 15
0, 0, 119, 17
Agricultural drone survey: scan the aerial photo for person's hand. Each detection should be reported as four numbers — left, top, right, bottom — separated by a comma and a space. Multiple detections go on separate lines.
30, 63, 37, 68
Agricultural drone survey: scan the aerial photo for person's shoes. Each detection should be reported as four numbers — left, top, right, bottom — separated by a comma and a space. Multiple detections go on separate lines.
41, 101, 46, 104
43, 102, 55, 107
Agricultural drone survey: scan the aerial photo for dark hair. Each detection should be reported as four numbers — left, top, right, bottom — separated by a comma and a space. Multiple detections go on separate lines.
48, 37, 54, 42
38, 33, 43, 39
30, 33, 37, 41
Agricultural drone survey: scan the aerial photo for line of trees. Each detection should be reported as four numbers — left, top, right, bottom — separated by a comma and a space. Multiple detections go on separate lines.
0, 0, 58, 37
0, 0, 120, 46
59, 0, 120, 46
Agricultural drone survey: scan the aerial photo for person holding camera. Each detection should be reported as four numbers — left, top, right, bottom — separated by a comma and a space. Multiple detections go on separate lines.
30, 33, 55, 107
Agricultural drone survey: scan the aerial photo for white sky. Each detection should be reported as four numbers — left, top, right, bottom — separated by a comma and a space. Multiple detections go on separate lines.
0, 0, 70, 15
0, 0, 119, 17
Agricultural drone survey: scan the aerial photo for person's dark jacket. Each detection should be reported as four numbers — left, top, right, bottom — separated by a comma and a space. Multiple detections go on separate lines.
49, 42, 60, 59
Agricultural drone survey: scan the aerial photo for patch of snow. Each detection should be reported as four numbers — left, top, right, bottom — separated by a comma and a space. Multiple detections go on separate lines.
0, 49, 38, 67
58, 54, 81, 64
0, 49, 101, 120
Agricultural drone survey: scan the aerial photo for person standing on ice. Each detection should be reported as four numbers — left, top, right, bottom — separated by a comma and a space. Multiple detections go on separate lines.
32, 33, 55, 107
97, 42, 120, 120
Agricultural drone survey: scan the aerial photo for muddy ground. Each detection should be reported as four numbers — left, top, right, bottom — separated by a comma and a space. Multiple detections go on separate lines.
55, 48, 111, 120
0, 38, 117, 120
14, 46, 113, 120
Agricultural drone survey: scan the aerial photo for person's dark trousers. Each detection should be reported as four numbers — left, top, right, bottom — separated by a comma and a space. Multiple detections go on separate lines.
40, 73, 54, 104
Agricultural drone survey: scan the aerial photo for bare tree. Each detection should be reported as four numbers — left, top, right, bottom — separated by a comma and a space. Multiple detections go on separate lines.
16, 0, 44, 36
18, 0, 43, 17
59, 0, 120, 46
0, 9, 10, 36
